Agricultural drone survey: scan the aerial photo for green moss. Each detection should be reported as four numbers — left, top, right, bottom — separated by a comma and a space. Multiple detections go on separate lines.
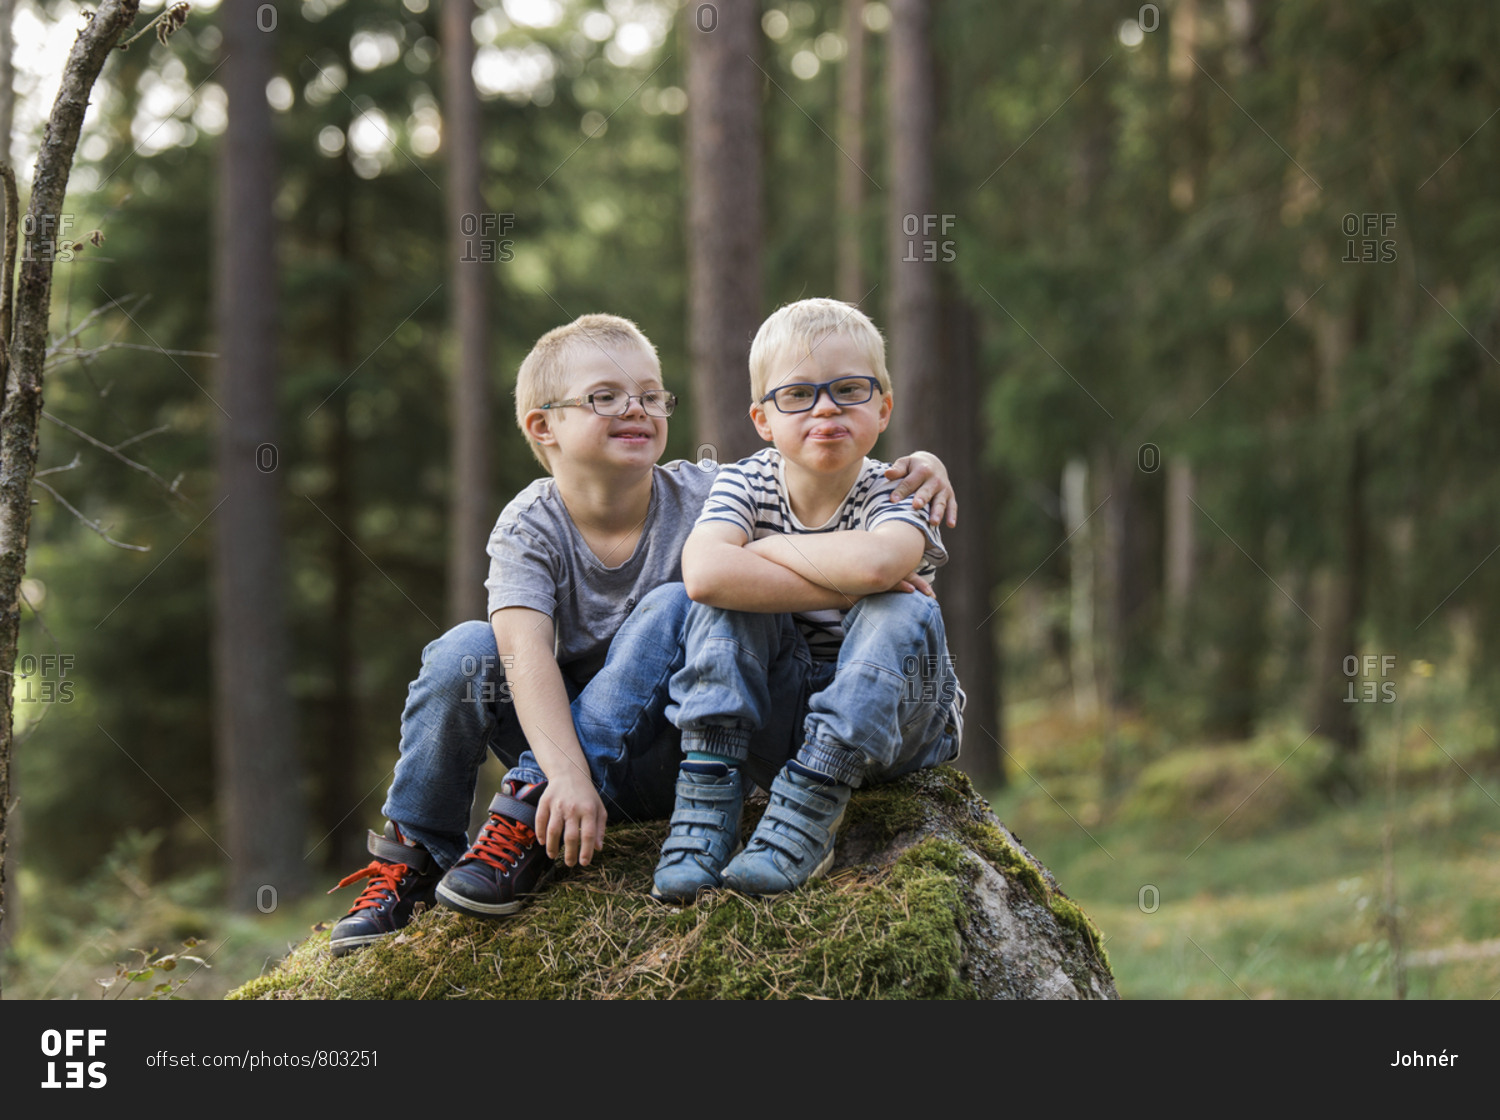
955, 813, 1109, 971
230, 768, 1108, 1000
232, 818, 980, 1000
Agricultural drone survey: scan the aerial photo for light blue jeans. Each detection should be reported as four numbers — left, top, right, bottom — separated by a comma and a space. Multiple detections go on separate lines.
669, 591, 963, 788
380, 584, 805, 868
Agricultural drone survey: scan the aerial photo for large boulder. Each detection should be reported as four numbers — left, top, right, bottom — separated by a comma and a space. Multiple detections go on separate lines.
230, 767, 1116, 1000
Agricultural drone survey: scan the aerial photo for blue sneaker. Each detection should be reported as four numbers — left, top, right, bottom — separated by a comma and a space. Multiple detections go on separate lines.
651, 762, 744, 903
720, 763, 851, 896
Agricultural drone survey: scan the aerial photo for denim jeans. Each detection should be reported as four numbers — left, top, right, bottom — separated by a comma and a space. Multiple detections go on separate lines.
670, 591, 963, 788
379, 583, 815, 868
381, 584, 696, 869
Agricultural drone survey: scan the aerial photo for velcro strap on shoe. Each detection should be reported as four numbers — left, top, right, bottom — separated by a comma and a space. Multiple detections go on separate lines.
662, 834, 714, 855
772, 784, 841, 822
677, 772, 739, 796
668, 807, 727, 829
488, 791, 537, 830
366, 829, 433, 873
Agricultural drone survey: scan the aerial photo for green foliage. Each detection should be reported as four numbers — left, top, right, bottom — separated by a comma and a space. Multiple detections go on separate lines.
12, 0, 1500, 1003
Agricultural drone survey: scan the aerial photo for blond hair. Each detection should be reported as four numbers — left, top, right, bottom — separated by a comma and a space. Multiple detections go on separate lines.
748, 298, 890, 405
514, 314, 659, 470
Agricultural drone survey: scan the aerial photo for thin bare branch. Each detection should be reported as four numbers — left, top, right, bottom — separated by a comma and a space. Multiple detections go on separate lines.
44, 291, 138, 357
42, 410, 188, 502
34, 451, 80, 478
0, 161, 16, 347
49, 341, 218, 363
32, 478, 150, 551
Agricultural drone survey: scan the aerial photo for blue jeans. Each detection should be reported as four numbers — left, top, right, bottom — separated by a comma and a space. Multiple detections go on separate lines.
381, 584, 695, 869
669, 591, 963, 788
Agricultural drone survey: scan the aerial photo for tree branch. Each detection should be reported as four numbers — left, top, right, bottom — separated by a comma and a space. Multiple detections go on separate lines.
31, 477, 150, 551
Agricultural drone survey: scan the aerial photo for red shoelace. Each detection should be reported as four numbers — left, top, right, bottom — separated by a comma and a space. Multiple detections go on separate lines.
330, 860, 410, 912
464, 814, 536, 871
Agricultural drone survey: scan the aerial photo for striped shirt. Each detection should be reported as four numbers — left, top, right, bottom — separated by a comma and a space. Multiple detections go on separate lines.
696, 448, 948, 660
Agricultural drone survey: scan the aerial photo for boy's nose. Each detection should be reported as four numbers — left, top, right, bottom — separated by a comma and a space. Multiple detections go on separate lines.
621, 394, 649, 417
810, 388, 842, 414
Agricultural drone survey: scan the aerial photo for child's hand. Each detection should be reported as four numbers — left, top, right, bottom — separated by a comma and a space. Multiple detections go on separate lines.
886, 453, 958, 529
894, 570, 936, 597
535, 770, 608, 867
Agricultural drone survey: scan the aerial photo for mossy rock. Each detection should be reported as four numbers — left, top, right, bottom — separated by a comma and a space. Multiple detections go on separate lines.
230, 767, 1116, 1000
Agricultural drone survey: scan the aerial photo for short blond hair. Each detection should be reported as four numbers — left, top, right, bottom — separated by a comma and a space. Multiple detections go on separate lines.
748, 298, 890, 405
514, 313, 659, 470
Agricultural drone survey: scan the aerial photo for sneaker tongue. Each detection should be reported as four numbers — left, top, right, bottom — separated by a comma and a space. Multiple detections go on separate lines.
384, 821, 419, 846
503, 779, 546, 805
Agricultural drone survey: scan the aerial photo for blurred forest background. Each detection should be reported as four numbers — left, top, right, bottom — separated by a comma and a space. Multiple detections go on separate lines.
3, 0, 1499, 999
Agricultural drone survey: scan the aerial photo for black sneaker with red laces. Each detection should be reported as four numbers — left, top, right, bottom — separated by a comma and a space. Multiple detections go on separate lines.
436, 782, 554, 918
328, 822, 439, 957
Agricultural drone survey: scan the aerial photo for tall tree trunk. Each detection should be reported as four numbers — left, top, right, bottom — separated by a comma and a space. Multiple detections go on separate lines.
214, 2, 307, 910
887, 0, 940, 455
836, 0, 866, 304
941, 295, 1003, 787
0, 0, 141, 979
1163, 457, 1196, 656
0, 0, 17, 952
1204, 486, 1267, 740
443, 0, 490, 625
685, 1, 762, 465
321, 151, 361, 871
1306, 308, 1364, 761
1063, 459, 1099, 720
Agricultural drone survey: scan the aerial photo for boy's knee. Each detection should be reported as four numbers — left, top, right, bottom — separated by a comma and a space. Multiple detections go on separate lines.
850, 590, 942, 634
634, 582, 692, 619
422, 621, 501, 679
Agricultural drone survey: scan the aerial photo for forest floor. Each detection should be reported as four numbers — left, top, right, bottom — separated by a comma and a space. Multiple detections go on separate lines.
990, 697, 1500, 999
4, 697, 1497, 1000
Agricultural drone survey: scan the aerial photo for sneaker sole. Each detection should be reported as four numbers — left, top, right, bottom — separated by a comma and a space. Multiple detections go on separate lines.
434, 882, 530, 917
329, 931, 390, 957
649, 842, 743, 903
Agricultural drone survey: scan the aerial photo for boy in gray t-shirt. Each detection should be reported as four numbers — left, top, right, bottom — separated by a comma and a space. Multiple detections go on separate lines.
328, 314, 954, 955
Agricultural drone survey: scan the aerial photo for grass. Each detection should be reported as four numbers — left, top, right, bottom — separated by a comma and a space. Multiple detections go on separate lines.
989, 702, 1500, 999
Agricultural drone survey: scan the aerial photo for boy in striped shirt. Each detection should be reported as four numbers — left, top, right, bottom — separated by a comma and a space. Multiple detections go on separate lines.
653, 299, 964, 901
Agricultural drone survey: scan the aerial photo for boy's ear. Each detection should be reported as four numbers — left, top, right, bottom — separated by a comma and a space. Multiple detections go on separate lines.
750, 401, 775, 443
523, 407, 558, 452
876, 391, 893, 432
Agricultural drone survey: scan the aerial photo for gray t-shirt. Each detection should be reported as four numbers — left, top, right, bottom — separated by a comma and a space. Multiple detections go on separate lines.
485, 459, 718, 681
